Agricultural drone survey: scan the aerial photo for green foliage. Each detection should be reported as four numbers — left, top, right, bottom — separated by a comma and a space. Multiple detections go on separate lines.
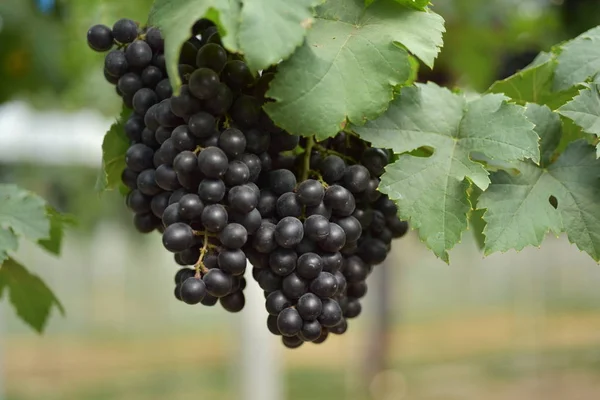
0, 185, 68, 332
96, 107, 132, 192
353, 83, 538, 261
264, 0, 444, 139
0, 258, 65, 333
554, 26, 600, 91
558, 84, 600, 157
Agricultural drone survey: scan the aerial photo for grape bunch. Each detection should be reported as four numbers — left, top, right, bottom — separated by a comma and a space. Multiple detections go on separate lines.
87, 18, 408, 348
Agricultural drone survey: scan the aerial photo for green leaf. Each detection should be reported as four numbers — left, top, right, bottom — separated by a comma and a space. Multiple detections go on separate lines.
96, 107, 131, 192
37, 207, 74, 256
367, 0, 430, 10
558, 84, 600, 156
238, 0, 320, 73
469, 186, 486, 251
477, 140, 600, 261
487, 52, 580, 110
148, 0, 240, 94
0, 184, 49, 261
0, 258, 64, 333
264, 0, 444, 139
353, 83, 539, 262
554, 26, 600, 91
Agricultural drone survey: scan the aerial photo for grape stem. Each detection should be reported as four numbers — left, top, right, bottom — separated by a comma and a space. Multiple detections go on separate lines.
301, 135, 315, 182
313, 144, 356, 163
193, 145, 204, 154
194, 232, 211, 277
308, 170, 329, 188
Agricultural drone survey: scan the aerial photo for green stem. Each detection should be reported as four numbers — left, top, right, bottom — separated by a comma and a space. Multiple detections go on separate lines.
301, 136, 315, 182
313, 144, 356, 163
194, 233, 210, 277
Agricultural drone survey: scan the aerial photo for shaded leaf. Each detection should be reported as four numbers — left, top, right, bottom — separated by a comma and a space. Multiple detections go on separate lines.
558, 83, 600, 156
95, 107, 131, 192
554, 26, 600, 91
38, 207, 75, 256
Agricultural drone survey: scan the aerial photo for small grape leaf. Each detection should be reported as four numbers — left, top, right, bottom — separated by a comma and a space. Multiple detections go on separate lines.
477, 131, 600, 261
488, 52, 580, 110
37, 207, 74, 256
95, 107, 131, 192
238, 0, 320, 73
554, 26, 600, 92
0, 258, 64, 333
264, 0, 444, 140
0, 184, 49, 262
148, 0, 241, 93
469, 186, 486, 250
353, 83, 539, 262
367, 0, 430, 10
557, 84, 600, 157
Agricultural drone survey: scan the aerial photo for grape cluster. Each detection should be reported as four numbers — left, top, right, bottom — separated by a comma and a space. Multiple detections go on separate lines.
87, 18, 408, 348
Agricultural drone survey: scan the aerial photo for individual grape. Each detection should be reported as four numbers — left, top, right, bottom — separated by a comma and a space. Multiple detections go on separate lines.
324, 185, 356, 216
162, 222, 195, 252
136, 169, 162, 196
361, 147, 389, 177
387, 217, 409, 238
124, 114, 144, 142
112, 18, 138, 43
269, 248, 297, 276
375, 197, 398, 217
267, 315, 281, 335
104, 69, 119, 84
317, 223, 346, 252
219, 223, 248, 249
269, 131, 300, 153
297, 179, 325, 206
282, 273, 307, 300
228, 185, 258, 213
218, 248, 247, 275
126, 190, 151, 213
105, 50, 128, 77
125, 40, 152, 68
333, 270, 347, 295
201, 133, 220, 148
257, 269, 283, 292
230, 208, 261, 234
347, 281, 367, 298
296, 253, 323, 280
197, 147, 228, 178
296, 238, 317, 255
171, 125, 196, 151
282, 335, 303, 349
156, 99, 182, 128
189, 68, 220, 99
155, 164, 181, 191
178, 194, 204, 221
117, 72, 143, 96
313, 330, 329, 344
259, 152, 272, 172
180, 277, 206, 304
343, 256, 369, 283
334, 216, 362, 242
230, 95, 261, 127
144, 104, 160, 132
341, 240, 358, 256
153, 126, 170, 145
87, 24, 113, 52
154, 138, 179, 166
306, 203, 332, 219
309, 272, 338, 298
378, 228, 393, 244
155, 79, 173, 100
318, 299, 343, 328
219, 128, 246, 157
320, 155, 346, 183
200, 293, 219, 306
329, 318, 348, 335
343, 165, 370, 193
352, 208, 373, 229
274, 217, 304, 249
193, 18, 215, 35
321, 252, 343, 273
197, 179, 226, 203
304, 215, 330, 241
132, 88, 158, 115
276, 192, 302, 218
220, 291, 245, 312
257, 190, 277, 217
299, 320, 322, 342
297, 293, 323, 321
199, 26, 219, 45
201, 204, 228, 232
238, 153, 262, 182
253, 222, 277, 253
175, 268, 196, 284
162, 203, 184, 226
202, 268, 233, 297
277, 307, 303, 337
344, 298, 362, 318
169, 189, 188, 205
224, 160, 250, 186
121, 168, 139, 190
358, 238, 387, 265
133, 212, 160, 233
177, 247, 200, 265
265, 291, 291, 315
269, 169, 296, 196
171, 85, 202, 118
145, 27, 164, 52
152, 53, 166, 70
179, 39, 201, 65
196, 43, 227, 72
245, 129, 270, 154
205, 83, 233, 115
362, 178, 381, 203
222, 60, 254, 90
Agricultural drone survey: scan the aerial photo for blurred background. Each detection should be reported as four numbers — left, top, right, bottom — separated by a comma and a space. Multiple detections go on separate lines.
2, 0, 600, 399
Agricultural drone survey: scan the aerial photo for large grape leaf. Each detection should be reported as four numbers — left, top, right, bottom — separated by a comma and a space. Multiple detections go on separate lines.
0, 184, 49, 263
148, 0, 241, 93
264, 0, 445, 139
366, 0, 430, 10
477, 107, 600, 262
0, 258, 64, 333
488, 52, 580, 110
558, 84, 600, 157
96, 107, 131, 192
238, 0, 320, 73
353, 83, 539, 262
554, 26, 600, 92
38, 207, 75, 256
